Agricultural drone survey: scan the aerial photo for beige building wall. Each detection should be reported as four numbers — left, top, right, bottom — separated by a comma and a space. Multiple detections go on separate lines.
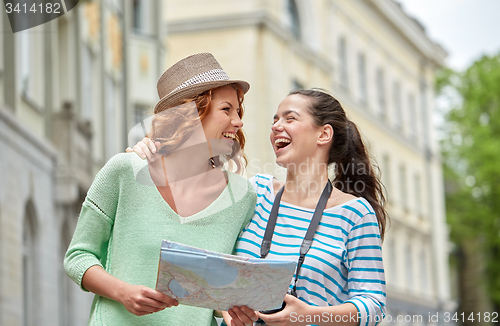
0, 0, 164, 325
164, 0, 453, 322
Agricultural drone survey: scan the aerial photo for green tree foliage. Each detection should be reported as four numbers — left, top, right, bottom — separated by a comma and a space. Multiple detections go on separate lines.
439, 53, 500, 311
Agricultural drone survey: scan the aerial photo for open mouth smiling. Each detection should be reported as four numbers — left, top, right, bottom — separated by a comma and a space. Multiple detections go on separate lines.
275, 137, 291, 150
222, 132, 236, 140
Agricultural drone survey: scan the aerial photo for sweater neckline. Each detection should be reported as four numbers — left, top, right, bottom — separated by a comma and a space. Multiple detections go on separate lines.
149, 170, 233, 224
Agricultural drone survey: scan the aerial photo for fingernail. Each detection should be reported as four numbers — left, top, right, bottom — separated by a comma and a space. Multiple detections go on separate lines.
142, 155, 146, 159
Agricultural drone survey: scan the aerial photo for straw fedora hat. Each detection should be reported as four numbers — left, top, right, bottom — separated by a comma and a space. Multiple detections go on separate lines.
154, 53, 250, 113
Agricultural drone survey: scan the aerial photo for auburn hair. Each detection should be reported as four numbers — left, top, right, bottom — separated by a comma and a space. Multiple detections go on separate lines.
150, 84, 247, 174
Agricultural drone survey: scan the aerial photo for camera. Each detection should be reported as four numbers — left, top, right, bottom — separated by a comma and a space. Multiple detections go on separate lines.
259, 300, 287, 315
257, 289, 297, 322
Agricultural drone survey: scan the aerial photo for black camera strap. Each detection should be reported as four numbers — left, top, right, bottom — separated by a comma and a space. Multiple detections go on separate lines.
260, 179, 333, 296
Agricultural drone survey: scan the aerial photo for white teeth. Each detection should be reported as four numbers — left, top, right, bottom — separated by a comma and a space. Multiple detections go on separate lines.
222, 132, 236, 140
275, 138, 291, 145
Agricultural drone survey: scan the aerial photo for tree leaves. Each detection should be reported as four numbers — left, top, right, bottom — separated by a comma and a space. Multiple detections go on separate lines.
440, 53, 500, 309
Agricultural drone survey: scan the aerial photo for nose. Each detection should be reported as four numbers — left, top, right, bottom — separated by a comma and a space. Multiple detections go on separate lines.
232, 112, 243, 129
271, 119, 283, 132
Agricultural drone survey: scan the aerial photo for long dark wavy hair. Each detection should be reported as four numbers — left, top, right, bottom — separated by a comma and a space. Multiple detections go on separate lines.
289, 89, 388, 240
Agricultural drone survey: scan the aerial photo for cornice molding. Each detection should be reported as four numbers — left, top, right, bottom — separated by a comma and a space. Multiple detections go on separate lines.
166, 11, 332, 72
0, 106, 57, 171
365, 0, 447, 68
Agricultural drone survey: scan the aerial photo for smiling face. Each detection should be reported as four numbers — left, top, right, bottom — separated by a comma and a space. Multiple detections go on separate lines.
271, 94, 327, 167
201, 85, 243, 156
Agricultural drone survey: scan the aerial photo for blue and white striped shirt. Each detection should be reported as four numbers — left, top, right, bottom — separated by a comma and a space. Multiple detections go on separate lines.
235, 174, 386, 326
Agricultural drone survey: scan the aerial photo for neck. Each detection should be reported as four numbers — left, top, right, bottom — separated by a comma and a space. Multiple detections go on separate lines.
284, 157, 330, 201
149, 143, 215, 188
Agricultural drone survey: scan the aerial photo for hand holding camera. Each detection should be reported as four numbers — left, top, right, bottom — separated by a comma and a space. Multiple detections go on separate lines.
255, 294, 312, 326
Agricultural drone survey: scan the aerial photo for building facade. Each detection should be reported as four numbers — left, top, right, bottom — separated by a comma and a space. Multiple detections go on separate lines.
0, 0, 164, 325
164, 0, 454, 324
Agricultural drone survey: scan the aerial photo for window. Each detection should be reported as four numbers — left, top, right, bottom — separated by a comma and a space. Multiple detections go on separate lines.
381, 154, 391, 201
133, 0, 153, 35
405, 243, 413, 292
291, 79, 304, 91
105, 0, 120, 10
358, 52, 367, 105
420, 80, 428, 138
414, 173, 422, 217
133, 0, 143, 33
23, 200, 38, 326
420, 249, 428, 295
387, 237, 398, 287
81, 45, 94, 120
287, 0, 301, 40
376, 68, 386, 120
408, 93, 417, 140
20, 31, 30, 94
134, 104, 149, 126
105, 76, 117, 159
393, 81, 402, 130
129, 104, 151, 149
338, 37, 348, 91
399, 164, 408, 211
0, 11, 3, 71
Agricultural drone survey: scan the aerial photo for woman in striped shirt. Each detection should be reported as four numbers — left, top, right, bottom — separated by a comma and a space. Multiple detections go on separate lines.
225, 89, 388, 326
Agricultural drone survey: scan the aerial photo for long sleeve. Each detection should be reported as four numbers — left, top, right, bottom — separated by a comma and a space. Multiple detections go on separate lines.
63, 155, 122, 291
344, 209, 386, 326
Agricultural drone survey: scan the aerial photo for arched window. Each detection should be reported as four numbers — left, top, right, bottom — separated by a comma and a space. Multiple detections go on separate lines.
287, 0, 301, 40
23, 200, 38, 326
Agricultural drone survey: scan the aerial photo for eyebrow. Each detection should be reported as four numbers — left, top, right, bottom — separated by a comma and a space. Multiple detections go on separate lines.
273, 109, 300, 119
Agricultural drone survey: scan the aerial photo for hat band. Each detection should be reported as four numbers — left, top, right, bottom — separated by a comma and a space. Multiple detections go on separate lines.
169, 68, 230, 95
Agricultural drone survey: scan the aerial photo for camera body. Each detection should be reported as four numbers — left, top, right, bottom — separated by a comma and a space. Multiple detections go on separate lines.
259, 301, 287, 315
259, 289, 297, 314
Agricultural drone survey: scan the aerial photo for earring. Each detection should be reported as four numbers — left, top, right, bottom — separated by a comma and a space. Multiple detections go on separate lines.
210, 157, 216, 169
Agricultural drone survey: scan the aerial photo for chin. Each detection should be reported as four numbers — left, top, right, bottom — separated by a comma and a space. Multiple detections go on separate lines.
274, 156, 289, 168
209, 141, 234, 156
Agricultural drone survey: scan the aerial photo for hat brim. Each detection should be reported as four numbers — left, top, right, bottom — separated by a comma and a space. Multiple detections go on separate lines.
154, 79, 250, 113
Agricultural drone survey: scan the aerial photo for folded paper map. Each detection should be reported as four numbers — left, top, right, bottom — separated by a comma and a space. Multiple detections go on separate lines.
155, 240, 296, 311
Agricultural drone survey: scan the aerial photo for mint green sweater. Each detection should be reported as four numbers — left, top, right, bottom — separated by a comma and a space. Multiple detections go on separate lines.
64, 153, 257, 326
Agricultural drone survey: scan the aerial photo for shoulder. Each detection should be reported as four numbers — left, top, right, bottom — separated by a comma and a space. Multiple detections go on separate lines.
337, 197, 375, 216
226, 171, 257, 199
342, 198, 382, 241
337, 197, 379, 229
248, 174, 277, 193
95, 153, 134, 178
86, 153, 135, 204
326, 189, 357, 209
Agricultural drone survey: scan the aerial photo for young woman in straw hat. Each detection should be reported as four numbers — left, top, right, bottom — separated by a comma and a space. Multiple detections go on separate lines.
64, 53, 257, 326
132, 89, 388, 326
